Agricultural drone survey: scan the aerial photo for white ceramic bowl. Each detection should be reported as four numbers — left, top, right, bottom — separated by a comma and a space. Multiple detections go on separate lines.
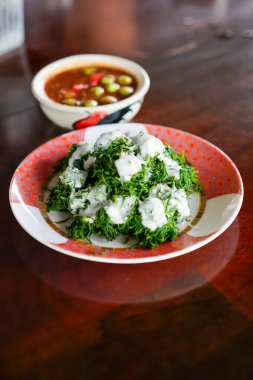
31, 54, 150, 130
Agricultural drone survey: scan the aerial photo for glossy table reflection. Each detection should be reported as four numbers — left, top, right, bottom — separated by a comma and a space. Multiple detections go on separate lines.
1, 0, 253, 379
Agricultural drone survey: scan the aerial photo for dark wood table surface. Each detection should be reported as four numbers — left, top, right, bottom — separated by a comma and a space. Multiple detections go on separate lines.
1, 0, 253, 379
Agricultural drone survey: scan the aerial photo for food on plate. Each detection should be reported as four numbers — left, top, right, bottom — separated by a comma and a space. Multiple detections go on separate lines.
46, 130, 201, 248
44, 66, 137, 107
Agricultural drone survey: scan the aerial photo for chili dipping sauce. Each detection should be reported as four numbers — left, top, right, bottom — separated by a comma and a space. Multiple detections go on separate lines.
44, 66, 138, 107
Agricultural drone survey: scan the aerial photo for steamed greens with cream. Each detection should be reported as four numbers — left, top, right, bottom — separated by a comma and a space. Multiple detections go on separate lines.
47, 130, 201, 248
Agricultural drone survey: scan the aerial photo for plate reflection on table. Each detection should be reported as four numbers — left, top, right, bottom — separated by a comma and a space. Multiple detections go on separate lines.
16, 220, 239, 305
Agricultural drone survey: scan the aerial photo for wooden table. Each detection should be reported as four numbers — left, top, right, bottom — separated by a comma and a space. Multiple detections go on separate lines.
1, 0, 252, 378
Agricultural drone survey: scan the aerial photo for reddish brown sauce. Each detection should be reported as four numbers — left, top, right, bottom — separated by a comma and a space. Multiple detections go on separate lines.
44, 66, 138, 107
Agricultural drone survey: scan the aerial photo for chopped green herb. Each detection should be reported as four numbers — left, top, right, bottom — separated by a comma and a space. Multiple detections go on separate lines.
54, 144, 78, 172
46, 131, 202, 248
47, 182, 71, 211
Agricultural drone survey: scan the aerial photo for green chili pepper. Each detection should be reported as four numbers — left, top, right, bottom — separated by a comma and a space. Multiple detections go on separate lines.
117, 75, 133, 85
90, 86, 105, 97
85, 99, 98, 107
82, 67, 96, 75
106, 83, 120, 93
62, 98, 77, 106
119, 86, 134, 96
101, 95, 117, 104
101, 74, 116, 85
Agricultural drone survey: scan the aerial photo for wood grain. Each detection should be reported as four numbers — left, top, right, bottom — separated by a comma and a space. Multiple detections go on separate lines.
0, 0, 253, 378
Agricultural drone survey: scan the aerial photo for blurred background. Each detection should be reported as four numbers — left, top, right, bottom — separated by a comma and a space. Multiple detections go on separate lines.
1, 0, 253, 120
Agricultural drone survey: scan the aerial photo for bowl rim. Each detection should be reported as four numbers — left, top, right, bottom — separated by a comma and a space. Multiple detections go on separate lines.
31, 54, 150, 112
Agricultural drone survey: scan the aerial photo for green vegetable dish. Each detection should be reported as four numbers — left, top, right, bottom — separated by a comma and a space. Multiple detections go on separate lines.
46, 130, 201, 248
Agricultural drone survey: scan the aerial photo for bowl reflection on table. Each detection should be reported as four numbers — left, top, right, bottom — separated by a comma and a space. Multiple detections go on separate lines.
16, 220, 239, 305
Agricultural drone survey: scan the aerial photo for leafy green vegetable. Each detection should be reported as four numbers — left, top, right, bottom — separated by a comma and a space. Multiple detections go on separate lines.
148, 156, 168, 184
93, 209, 121, 241
67, 216, 93, 242
54, 144, 78, 172
90, 137, 130, 191
121, 206, 179, 248
47, 182, 71, 211
165, 145, 187, 166
46, 133, 202, 248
